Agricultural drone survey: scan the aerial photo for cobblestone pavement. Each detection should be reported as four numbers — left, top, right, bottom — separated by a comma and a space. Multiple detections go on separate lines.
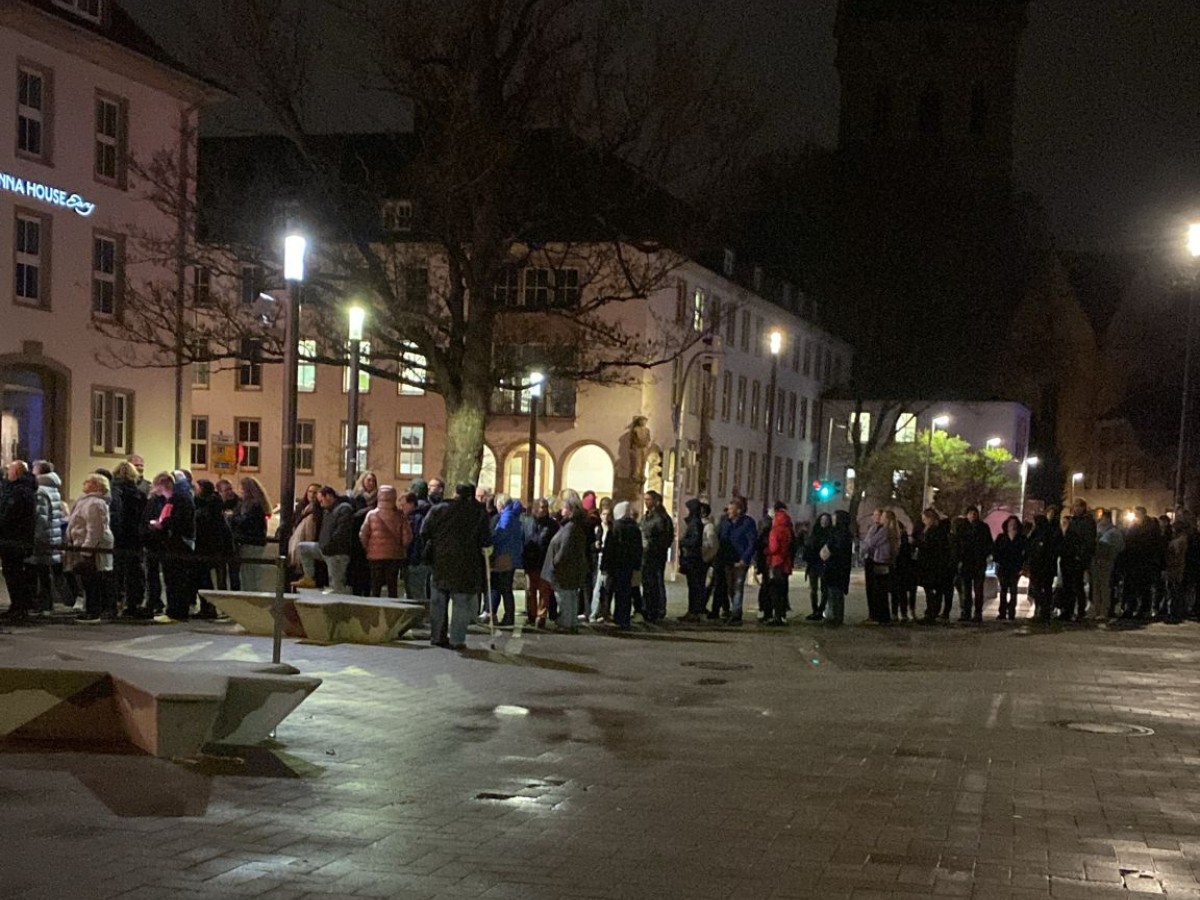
5, 577, 1200, 899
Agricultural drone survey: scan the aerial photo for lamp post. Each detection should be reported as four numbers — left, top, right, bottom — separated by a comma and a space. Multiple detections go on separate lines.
1018, 455, 1039, 520
921, 414, 950, 510
986, 436, 1002, 449
1176, 222, 1200, 506
526, 372, 543, 505
761, 330, 783, 516
274, 230, 306, 664
1071, 471, 1084, 506
345, 304, 365, 491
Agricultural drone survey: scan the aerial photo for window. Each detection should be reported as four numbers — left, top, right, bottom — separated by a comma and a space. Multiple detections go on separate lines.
740, 310, 750, 352
398, 341, 426, 395
91, 234, 120, 317
342, 340, 371, 393
773, 457, 783, 502
723, 248, 735, 277
187, 266, 210, 307
791, 341, 800, 373
725, 305, 736, 345
53, 0, 103, 21
295, 420, 315, 474
382, 198, 413, 233
240, 266, 261, 305
403, 267, 430, 307
297, 339, 316, 393
733, 448, 744, 494
523, 267, 579, 308
787, 393, 797, 438
17, 65, 50, 161
340, 422, 369, 476
238, 339, 262, 389
91, 388, 131, 455
692, 288, 707, 332
799, 397, 808, 440
675, 279, 687, 325
718, 446, 729, 497
895, 412, 917, 443
776, 389, 786, 434
750, 381, 761, 429
736, 376, 747, 424
796, 461, 806, 505
189, 416, 208, 468
15, 212, 47, 306
754, 317, 764, 357
94, 92, 126, 186
396, 424, 425, 476
848, 411, 872, 444
802, 341, 812, 376
494, 267, 521, 306
720, 372, 732, 421
1096, 462, 1107, 490
192, 359, 210, 389
235, 418, 261, 470
748, 452, 758, 499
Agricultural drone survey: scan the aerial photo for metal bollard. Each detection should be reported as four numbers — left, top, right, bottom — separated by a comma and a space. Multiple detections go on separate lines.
272, 554, 287, 664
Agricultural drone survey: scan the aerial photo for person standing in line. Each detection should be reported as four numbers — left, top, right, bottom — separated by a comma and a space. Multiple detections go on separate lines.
147, 472, 196, 623
762, 502, 795, 626
423, 483, 490, 649
588, 503, 614, 623
721, 497, 758, 625
1025, 513, 1060, 621
992, 515, 1027, 620
603, 501, 643, 629
914, 509, 949, 621
488, 495, 524, 626
1092, 508, 1124, 620
959, 506, 993, 623
68, 473, 117, 624
194, 479, 234, 617
1165, 517, 1191, 623
1059, 498, 1097, 620
299, 487, 355, 594
639, 490, 674, 623
888, 511, 916, 622
678, 498, 707, 622
522, 498, 558, 628
860, 508, 896, 624
110, 462, 146, 616
804, 512, 833, 621
358, 484, 411, 598
0, 461, 39, 623
29, 460, 65, 614
215, 479, 241, 590
231, 476, 272, 593
821, 510, 854, 626
543, 490, 590, 632
288, 483, 324, 583
404, 480, 433, 600
349, 470, 379, 597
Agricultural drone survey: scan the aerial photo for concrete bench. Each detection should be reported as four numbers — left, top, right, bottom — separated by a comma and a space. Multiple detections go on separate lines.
292, 593, 426, 644
199, 590, 305, 637
0, 643, 320, 758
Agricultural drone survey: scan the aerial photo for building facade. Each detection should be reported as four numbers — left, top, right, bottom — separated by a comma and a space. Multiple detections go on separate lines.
0, 0, 214, 492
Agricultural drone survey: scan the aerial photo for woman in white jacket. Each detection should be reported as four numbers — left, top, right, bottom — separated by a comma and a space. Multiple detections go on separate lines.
67, 473, 116, 623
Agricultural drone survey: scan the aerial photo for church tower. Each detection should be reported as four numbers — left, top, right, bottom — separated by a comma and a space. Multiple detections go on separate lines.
835, 0, 1029, 190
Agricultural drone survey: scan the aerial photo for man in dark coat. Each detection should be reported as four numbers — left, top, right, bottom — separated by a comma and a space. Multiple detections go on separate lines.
821, 510, 854, 625
422, 483, 491, 648
602, 501, 643, 629
0, 461, 39, 621
639, 490, 674, 622
959, 506, 994, 622
299, 487, 354, 593
1061, 498, 1097, 620
678, 498, 707, 621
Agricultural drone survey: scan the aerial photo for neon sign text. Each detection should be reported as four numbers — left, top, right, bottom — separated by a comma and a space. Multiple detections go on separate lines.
0, 171, 96, 217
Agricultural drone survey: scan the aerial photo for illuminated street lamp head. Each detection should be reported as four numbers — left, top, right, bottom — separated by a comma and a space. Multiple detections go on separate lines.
284, 233, 307, 282
1072, 471, 1084, 482
769, 330, 783, 356
932, 415, 950, 428
1026, 456, 1040, 467
347, 304, 366, 341
1189, 222, 1200, 259
529, 371, 544, 399
986, 437, 1002, 448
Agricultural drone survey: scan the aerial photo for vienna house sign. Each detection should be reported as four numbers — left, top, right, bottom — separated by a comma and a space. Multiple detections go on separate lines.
0, 171, 96, 217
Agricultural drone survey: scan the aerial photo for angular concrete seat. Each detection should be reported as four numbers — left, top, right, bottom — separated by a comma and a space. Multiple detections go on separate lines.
292, 593, 426, 644
0, 644, 320, 758
199, 590, 305, 637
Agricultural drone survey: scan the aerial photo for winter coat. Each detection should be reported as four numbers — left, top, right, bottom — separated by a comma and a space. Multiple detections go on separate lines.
719, 513, 758, 567
640, 506, 675, 564
522, 513, 559, 571
151, 487, 195, 556
111, 477, 145, 549
861, 522, 896, 566
543, 511, 590, 591
915, 518, 952, 588
140, 493, 167, 552
491, 502, 525, 573
318, 499, 355, 556
701, 517, 719, 564
1026, 520, 1060, 582
958, 519, 994, 574
1166, 532, 1188, 585
31, 471, 65, 565
1095, 520, 1125, 566
601, 515, 643, 575
765, 509, 795, 576
194, 492, 235, 561
359, 488, 412, 561
679, 500, 705, 573
423, 497, 491, 593
231, 500, 268, 547
805, 521, 833, 575
65, 492, 115, 573
407, 498, 430, 566
992, 531, 1027, 578
894, 528, 915, 587
1062, 512, 1097, 568
0, 470, 38, 552
823, 523, 854, 594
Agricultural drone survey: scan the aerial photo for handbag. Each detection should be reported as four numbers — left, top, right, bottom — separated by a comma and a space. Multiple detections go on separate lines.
65, 551, 97, 576
819, 543, 832, 562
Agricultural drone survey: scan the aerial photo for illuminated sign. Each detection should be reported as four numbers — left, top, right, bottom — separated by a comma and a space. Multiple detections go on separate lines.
0, 171, 96, 217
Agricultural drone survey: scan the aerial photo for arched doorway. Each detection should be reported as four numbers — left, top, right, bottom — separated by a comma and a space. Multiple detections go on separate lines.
504, 444, 555, 503
563, 443, 615, 498
478, 445, 498, 491
0, 361, 67, 469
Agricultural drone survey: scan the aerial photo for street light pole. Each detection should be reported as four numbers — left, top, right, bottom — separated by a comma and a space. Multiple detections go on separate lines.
1018, 456, 1039, 520
345, 304, 365, 492
762, 331, 782, 516
921, 414, 950, 510
526, 372, 543, 505
1176, 223, 1200, 506
275, 230, 306, 665
1071, 472, 1084, 506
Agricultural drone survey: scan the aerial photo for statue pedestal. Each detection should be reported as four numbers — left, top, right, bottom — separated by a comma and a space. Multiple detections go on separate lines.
613, 475, 644, 506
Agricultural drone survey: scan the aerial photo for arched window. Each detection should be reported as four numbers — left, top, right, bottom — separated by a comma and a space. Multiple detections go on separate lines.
969, 82, 989, 136
917, 85, 944, 137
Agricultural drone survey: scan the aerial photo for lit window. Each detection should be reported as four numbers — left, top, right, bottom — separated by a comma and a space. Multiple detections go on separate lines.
399, 341, 426, 395
235, 418, 261, 470
91, 388, 131, 455
895, 412, 917, 442
295, 420, 315, 474
720, 372, 732, 421
17, 66, 49, 160
15, 213, 45, 306
189, 416, 208, 468
92, 234, 119, 317
342, 340, 371, 393
848, 412, 872, 444
94, 93, 126, 185
397, 424, 424, 476
297, 339, 316, 393
692, 288, 707, 332
522, 267, 579, 308
340, 422, 369, 475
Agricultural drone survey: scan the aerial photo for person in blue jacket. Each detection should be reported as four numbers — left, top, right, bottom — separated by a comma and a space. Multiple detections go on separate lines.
720, 496, 758, 625
488, 495, 525, 626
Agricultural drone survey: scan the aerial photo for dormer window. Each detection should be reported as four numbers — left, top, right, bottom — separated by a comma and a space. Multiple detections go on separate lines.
723, 248, 735, 277
53, 0, 104, 23
382, 199, 413, 233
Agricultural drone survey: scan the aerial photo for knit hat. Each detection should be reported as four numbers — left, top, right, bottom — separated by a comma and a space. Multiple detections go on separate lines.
614, 501, 631, 520
410, 479, 429, 500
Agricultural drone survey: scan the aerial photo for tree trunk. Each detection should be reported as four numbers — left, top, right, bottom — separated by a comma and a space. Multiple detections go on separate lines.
442, 387, 488, 486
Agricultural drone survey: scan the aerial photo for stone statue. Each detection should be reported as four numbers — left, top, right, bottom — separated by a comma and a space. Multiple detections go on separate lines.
629, 416, 651, 479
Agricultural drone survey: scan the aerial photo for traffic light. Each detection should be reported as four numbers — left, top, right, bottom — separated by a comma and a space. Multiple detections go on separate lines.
809, 479, 837, 502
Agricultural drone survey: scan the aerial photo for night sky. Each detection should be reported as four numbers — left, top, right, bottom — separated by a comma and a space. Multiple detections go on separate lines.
123, 0, 1200, 253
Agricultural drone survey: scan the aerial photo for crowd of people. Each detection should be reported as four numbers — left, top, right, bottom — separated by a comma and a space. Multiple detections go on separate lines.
1, 452, 1193, 636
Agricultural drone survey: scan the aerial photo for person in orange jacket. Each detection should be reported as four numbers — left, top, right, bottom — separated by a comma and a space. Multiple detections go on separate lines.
763, 502, 795, 626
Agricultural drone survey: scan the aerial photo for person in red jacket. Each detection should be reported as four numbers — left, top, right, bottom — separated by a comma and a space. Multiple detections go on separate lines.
358, 485, 412, 598
762, 502, 794, 626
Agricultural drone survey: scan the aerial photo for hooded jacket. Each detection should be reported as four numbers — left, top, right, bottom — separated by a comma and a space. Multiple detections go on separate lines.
491, 500, 525, 572
318, 496, 355, 556
0, 470, 38, 551
31, 471, 65, 565
766, 508, 795, 575
359, 486, 412, 561
602, 503, 643, 575
66, 492, 115, 573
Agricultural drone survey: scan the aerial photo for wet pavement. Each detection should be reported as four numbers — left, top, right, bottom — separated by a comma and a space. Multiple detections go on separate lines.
5, 577, 1200, 899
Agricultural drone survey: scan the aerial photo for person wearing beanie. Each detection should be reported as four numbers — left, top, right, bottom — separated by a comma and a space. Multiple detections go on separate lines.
602, 501, 643, 629
359, 485, 412, 598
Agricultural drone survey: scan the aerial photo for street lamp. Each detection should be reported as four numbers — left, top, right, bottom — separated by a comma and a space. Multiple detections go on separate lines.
526, 371, 544, 505
986, 436, 1002, 449
1071, 471, 1084, 506
1175, 222, 1200, 506
1018, 455, 1039, 520
761, 329, 783, 515
921, 414, 950, 510
345, 303, 366, 491
274, 228, 306, 664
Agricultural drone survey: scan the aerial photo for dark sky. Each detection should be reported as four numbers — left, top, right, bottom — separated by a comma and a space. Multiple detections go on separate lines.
123, 0, 1200, 253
